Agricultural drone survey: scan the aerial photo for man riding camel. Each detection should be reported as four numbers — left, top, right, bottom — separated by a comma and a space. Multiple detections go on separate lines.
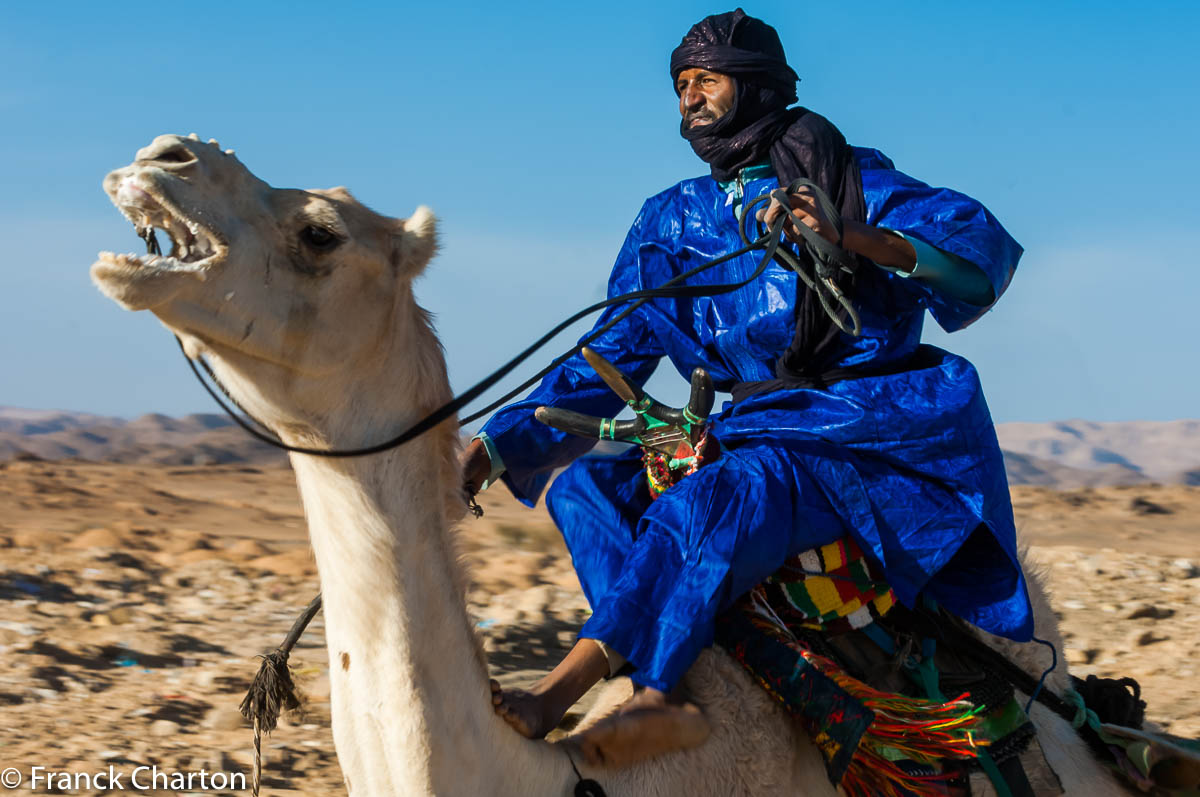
462, 8, 1028, 765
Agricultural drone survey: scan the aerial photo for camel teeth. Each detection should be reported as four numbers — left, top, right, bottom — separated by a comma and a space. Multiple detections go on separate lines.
224, 149, 235, 156
208, 138, 219, 147
187, 133, 200, 141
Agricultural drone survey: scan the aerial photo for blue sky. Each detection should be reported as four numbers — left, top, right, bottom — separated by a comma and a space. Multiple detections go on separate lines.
2, 1, 1197, 423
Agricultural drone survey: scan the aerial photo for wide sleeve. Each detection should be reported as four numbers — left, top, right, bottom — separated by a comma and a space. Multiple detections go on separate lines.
856, 148, 1024, 333
479, 206, 666, 506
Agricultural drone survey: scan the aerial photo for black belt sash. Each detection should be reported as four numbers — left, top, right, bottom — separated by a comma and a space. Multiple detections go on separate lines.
729, 345, 938, 404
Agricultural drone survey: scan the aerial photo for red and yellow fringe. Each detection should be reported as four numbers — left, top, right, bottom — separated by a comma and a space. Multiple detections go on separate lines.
747, 605, 986, 796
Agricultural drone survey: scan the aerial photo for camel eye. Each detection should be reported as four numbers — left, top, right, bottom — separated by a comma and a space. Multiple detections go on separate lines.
301, 225, 340, 251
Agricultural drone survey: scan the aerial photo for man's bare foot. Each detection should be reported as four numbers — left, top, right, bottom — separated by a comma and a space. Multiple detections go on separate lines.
489, 638, 611, 739
575, 686, 711, 767
490, 678, 565, 739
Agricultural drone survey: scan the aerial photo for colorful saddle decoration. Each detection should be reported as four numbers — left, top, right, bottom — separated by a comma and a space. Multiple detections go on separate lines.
757, 536, 897, 635
717, 547, 995, 796
535, 346, 716, 499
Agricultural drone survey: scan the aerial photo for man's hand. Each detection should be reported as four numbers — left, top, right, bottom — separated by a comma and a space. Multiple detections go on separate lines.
461, 437, 492, 498
756, 185, 840, 247
756, 187, 918, 274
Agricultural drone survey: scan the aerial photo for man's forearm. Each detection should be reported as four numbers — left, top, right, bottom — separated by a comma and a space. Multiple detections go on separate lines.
841, 219, 917, 273
848, 222, 996, 307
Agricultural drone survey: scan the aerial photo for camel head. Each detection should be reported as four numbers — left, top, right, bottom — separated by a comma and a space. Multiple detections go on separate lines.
92, 134, 439, 432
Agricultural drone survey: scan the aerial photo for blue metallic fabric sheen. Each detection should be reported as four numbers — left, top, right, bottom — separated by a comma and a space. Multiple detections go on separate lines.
481, 147, 1029, 691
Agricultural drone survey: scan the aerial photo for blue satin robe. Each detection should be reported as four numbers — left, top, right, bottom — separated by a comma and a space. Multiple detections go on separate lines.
480, 147, 1030, 692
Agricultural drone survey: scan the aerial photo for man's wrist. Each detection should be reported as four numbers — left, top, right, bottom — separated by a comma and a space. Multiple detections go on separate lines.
472, 431, 507, 491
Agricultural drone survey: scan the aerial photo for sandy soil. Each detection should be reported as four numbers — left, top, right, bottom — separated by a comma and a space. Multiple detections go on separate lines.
0, 461, 1196, 794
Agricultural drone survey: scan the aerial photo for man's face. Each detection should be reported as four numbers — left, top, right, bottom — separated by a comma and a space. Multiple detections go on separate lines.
676, 68, 735, 129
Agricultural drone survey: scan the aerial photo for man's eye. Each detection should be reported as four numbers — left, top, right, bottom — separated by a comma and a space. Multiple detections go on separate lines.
301, 225, 340, 251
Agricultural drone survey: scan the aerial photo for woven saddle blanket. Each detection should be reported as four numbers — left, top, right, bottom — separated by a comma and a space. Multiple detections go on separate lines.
714, 536, 1039, 797
712, 535, 1200, 796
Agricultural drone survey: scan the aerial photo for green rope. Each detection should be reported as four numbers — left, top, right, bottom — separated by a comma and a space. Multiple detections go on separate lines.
975, 751, 1014, 797
1065, 689, 1101, 731
907, 632, 1014, 797
1064, 689, 1122, 746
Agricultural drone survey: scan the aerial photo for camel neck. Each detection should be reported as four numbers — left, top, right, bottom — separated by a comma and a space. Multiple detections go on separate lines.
290, 440, 571, 796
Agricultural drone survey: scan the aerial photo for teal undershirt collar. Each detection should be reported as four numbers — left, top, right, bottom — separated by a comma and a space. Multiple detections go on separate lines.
716, 162, 774, 221
715, 161, 775, 193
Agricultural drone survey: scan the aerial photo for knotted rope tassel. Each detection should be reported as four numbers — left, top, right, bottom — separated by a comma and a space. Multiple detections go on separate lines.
240, 594, 322, 797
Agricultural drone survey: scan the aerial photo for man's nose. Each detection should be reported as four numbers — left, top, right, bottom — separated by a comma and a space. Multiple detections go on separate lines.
682, 84, 705, 110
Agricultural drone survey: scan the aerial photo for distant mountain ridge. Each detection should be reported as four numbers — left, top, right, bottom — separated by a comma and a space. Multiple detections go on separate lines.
995, 420, 1200, 487
1, 408, 1197, 489
0, 407, 286, 466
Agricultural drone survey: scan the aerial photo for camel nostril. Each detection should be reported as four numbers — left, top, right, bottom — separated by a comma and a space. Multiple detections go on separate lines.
142, 144, 198, 167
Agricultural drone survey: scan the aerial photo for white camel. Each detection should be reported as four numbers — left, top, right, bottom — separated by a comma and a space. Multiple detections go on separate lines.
91, 134, 1125, 796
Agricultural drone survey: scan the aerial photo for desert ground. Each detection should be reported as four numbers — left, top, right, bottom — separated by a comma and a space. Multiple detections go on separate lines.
0, 459, 1197, 795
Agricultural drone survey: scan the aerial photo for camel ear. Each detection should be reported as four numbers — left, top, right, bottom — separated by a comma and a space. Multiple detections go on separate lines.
392, 206, 438, 276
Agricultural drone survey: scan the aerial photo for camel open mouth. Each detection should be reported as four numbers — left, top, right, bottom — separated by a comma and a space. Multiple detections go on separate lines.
96, 181, 225, 277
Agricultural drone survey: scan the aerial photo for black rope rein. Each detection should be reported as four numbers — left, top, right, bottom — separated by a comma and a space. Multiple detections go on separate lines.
181, 179, 855, 459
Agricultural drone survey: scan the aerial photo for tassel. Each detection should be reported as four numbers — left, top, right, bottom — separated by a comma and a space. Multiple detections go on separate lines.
239, 593, 322, 731
239, 594, 322, 797
240, 648, 301, 733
